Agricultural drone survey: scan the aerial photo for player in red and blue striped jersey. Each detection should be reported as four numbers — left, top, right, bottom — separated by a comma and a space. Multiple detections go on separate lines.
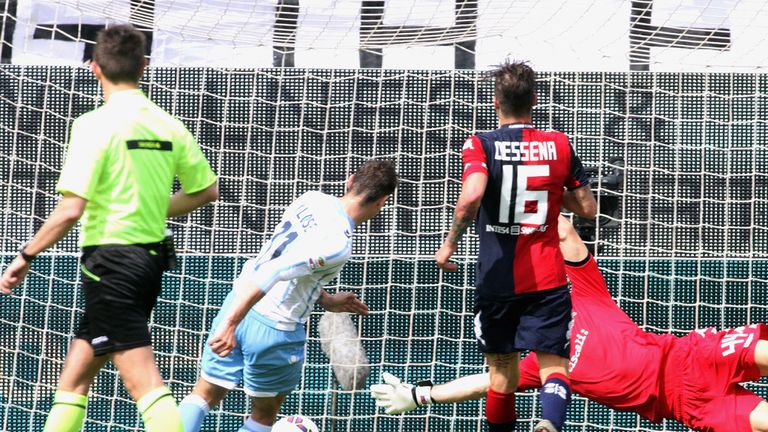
435, 61, 596, 432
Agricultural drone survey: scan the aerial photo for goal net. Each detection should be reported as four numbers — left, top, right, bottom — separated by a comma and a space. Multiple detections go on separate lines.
0, 2, 767, 432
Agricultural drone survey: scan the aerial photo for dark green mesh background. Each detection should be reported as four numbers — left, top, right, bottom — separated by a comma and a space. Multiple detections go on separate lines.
0, 66, 767, 431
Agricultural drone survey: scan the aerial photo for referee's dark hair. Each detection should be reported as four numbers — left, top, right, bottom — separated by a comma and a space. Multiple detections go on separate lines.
492, 60, 537, 118
349, 159, 399, 204
93, 24, 146, 84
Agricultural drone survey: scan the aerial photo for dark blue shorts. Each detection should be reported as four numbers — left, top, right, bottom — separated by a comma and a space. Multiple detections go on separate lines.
474, 285, 571, 357
75, 243, 164, 356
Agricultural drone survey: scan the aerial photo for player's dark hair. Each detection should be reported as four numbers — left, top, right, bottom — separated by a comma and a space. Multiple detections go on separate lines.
92, 24, 146, 84
492, 60, 536, 118
349, 159, 399, 204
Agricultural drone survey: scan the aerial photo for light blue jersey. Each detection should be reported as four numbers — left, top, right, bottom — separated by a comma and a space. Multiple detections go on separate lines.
240, 190, 355, 328
200, 191, 355, 396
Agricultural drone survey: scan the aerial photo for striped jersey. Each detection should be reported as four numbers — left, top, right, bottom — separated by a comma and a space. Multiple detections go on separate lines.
462, 123, 589, 300
233, 191, 355, 328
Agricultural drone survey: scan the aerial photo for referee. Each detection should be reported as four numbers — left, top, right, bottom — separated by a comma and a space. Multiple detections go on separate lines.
0, 25, 218, 432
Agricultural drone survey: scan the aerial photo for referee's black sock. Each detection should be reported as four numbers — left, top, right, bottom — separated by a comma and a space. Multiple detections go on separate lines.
487, 421, 516, 432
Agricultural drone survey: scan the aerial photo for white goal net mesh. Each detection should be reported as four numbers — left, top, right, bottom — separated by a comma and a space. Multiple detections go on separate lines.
0, 1, 767, 432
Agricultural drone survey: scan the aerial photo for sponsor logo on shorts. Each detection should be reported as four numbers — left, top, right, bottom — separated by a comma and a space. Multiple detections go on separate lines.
92, 336, 109, 345
565, 311, 575, 350
694, 325, 759, 357
721, 325, 757, 357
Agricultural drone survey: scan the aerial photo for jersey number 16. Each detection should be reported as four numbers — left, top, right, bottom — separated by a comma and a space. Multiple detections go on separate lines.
499, 164, 549, 225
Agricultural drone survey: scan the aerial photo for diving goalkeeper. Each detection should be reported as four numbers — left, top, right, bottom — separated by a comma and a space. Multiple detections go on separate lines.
372, 216, 768, 432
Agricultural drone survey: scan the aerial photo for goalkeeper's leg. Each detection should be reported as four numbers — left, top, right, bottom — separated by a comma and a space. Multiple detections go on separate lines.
44, 339, 108, 432
112, 346, 183, 432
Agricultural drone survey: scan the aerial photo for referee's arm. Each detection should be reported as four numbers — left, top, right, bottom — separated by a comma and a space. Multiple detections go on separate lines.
167, 180, 219, 218
0, 193, 86, 293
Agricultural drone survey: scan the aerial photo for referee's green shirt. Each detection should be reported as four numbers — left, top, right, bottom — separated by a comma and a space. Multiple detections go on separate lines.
56, 89, 217, 247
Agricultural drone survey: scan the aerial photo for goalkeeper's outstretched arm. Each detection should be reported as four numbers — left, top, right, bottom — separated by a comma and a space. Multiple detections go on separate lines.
430, 373, 489, 404
371, 372, 490, 414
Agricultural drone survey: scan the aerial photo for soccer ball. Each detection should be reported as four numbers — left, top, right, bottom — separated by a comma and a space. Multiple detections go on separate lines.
272, 415, 320, 432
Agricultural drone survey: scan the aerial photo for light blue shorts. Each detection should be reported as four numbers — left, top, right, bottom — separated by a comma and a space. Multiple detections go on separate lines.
200, 292, 306, 397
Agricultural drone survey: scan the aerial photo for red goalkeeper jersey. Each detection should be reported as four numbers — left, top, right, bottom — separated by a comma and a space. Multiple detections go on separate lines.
518, 256, 677, 422
519, 255, 768, 430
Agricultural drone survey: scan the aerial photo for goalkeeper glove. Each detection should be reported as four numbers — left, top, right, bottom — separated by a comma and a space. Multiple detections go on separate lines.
370, 372, 434, 414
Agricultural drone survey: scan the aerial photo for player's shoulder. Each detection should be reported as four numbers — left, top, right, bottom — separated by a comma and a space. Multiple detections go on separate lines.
474, 124, 566, 141
76, 98, 190, 139
152, 103, 188, 129
69, 109, 113, 150
120, 95, 194, 139
291, 190, 346, 222
296, 190, 333, 205
296, 191, 352, 237
473, 127, 502, 141
465, 130, 500, 154
73, 105, 108, 127
148, 103, 194, 137
528, 127, 570, 142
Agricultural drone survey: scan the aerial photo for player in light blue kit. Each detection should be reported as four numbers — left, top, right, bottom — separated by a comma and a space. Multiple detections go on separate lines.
179, 159, 399, 432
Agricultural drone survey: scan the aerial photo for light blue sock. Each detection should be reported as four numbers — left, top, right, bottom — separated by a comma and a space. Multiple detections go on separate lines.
179, 394, 210, 432
237, 417, 271, 432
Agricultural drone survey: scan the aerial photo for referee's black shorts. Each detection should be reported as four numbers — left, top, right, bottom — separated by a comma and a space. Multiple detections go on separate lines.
75, 243, 164, 356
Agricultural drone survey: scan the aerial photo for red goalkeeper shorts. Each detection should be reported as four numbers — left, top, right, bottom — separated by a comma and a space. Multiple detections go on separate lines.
665, 323, 768, 432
